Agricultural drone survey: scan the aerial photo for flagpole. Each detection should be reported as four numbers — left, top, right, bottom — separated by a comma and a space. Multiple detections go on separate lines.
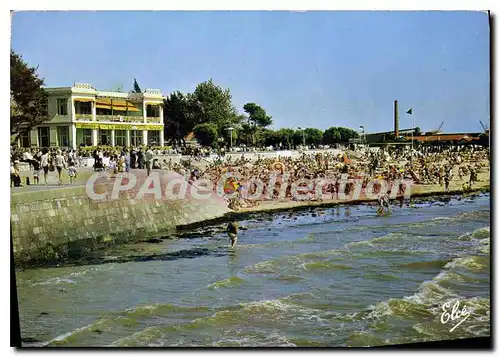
412, 110, 415, 153
406, 108, 414, 163
412, 109, 414, 155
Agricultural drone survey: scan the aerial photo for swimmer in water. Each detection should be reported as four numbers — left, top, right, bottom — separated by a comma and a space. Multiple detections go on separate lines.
377, 192, 391, 215
227, 221, 238, 248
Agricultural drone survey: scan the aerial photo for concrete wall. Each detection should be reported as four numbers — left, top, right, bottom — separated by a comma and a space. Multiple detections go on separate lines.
11, 183, 231, 268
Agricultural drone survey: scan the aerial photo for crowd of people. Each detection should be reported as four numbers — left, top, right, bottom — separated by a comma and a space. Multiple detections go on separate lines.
10, 147, 77, 186
11, 145, 489, 212
176, 145, 489, 211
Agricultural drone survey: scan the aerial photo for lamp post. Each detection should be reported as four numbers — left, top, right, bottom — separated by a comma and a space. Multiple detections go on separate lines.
359, 125, 365, 144
298, 127, 306, 147
227, 127, 234, 149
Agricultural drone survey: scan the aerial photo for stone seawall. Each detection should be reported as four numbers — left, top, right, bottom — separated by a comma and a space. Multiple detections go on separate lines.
11, 184, 231, 269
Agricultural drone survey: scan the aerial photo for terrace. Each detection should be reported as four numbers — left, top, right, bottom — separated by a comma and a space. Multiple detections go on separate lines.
73, 97, 162, 124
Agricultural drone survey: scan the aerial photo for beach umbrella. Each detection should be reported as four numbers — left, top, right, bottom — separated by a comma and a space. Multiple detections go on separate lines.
272, 161, 285, 171
223, 177, 239, 194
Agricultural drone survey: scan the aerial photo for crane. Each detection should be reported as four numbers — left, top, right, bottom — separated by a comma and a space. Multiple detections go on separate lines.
435, 121, 444, 134
479, 120, 489, 133
425, 121, 444, 135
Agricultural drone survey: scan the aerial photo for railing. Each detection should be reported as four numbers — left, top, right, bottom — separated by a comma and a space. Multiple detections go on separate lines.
75, 113, 93, 121
96, 115, 144, 123
146, 117, 162, 123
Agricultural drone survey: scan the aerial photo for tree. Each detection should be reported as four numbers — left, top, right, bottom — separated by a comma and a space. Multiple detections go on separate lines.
10, 50, 48, 142
323, 126, 359, 144
193, 122, 219, 147
188, 79, 241, 137
276, 128, 295, 149
304, 128, 323, 146
292, 130, 304, 147
323, 127, 341, 145
242, 103, 272, 146
260, 128, 280, 148
132, 78, 142, 93
337, 127, 359, 142
163, 91, 191, 147
243, 103, 272, 128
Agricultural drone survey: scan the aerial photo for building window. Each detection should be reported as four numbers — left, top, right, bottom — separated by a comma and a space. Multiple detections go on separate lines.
148, 131, 160, 145
58, 126, 69, 148
115, 130, 126, 147
146, 105, 160, 118
130, 130, 142, 146
38, 127, 50, 148
76, 101, 92, 114
83, 129, 92, 146
99, 129, 110, 145
77, 129, 93, 146
19, 132, 31, 148
57, 98, 68, 115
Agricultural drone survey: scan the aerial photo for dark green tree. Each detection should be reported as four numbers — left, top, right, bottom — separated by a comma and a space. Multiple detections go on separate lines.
132, 78, 142, 93
276, 128, 294, 149
304, 128, 323, 146
193, 122, 219, 147
163, 91, 191, 147
261, 128, 280, 147
323, 127, 342, 145
10, 50, 48, 142
242, 103, 272, 128
188, 79, 241, 137
242, 103, 272, 146
292, 130, 304, 147
336, 127, 359, 142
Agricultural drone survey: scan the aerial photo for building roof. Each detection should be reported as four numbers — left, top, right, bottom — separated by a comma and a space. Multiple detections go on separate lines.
44, 83, 165, 100
366, 128, 417, 136
405, 134, 481, 142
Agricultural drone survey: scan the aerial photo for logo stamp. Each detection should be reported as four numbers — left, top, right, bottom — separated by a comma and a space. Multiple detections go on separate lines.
440, 300, 470, 332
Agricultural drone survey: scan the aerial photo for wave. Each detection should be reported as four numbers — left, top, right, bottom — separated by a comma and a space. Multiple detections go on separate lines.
31, 277, 77, 286
210, 331, 297, 347
365, 298, 434, 320
26, 265, 116, 287
444, 256, 489, 272
457, 226, 490, 241
111, 298, 327, 347
207, 276, 245, 290
123, 303, 211, 318
244, 255, 307, 274
398, 260, 449, 270
432, 216, 452, 221
413, 296, 490, 340
22, 323, 97, 347
303, 261, 352, 271
37, 302, 214, 346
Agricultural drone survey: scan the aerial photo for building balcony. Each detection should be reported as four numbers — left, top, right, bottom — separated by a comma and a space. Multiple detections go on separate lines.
96, 115, 144, 123
146, 117, 162, 123
75, 113, 93, 121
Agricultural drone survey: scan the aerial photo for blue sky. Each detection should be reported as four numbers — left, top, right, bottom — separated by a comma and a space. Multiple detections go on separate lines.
11, 11, 490, 133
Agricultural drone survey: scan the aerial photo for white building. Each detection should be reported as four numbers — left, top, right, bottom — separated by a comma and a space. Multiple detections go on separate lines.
18, 83, 165, 150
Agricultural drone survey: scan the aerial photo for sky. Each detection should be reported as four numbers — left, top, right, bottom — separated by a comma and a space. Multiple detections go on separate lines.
10, 11, 490, 133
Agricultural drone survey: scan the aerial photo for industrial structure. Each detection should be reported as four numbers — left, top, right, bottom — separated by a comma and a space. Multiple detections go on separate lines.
364, 100, 488, 147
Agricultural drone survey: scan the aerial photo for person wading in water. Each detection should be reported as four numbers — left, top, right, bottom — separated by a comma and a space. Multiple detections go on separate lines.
227, 221, 238, 248
377, 192, 391, 215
